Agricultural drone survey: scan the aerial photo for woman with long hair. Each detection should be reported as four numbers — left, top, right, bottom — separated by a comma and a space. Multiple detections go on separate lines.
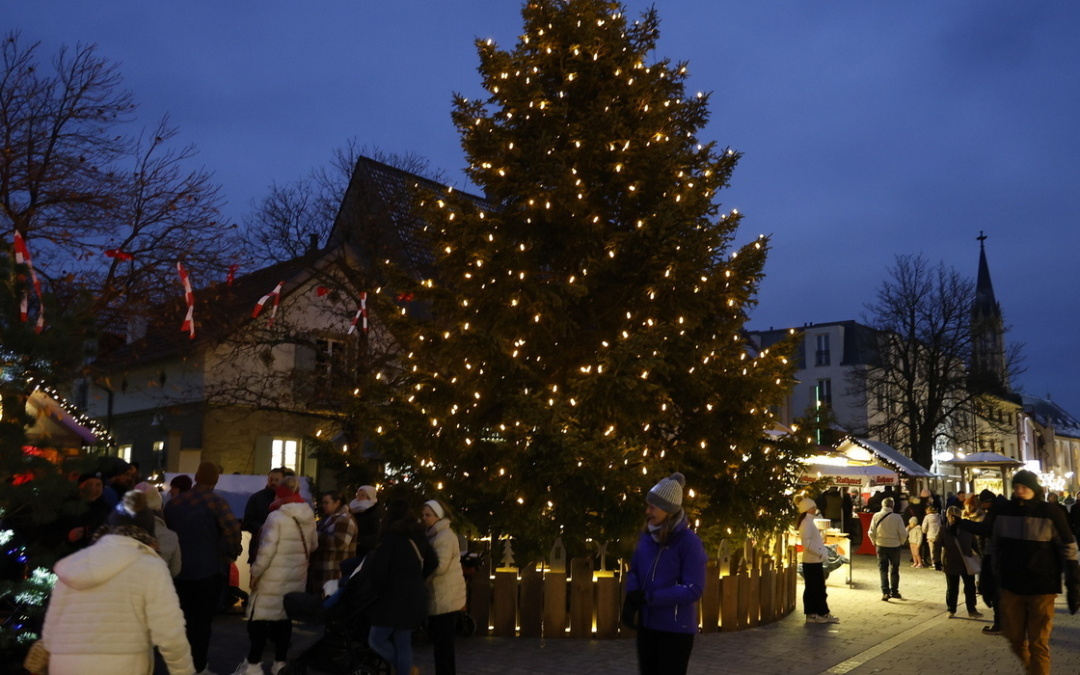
624, 472, 707, 675
797, 496, 840, 623
421, 498, 467, 675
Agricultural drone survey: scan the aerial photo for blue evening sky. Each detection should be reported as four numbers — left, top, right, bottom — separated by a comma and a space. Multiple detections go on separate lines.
8, 1, 1080, 415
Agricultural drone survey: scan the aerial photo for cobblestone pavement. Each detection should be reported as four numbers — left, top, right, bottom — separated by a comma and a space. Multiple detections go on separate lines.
201, 554, 1080, 674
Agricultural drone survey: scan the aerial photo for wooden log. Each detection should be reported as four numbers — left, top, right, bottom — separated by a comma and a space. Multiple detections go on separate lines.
719, 574, 738, 632
542, 567, 567, 638
519, 567, 544, 637
569, 557, 594, 638
595, 574, 619, 639
619, 572, 636, 640
760, 565, 775, 623
469, 553, 491, 635
491, 569, 518, 637
716, 539, 732, 577
736, 571, 750, 630
787, 555, 797, 613
748, 567, 761, 627
701, 559, 721, 633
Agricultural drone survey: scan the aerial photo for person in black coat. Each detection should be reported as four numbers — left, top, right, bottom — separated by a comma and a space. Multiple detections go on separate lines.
360, 499, 437, 675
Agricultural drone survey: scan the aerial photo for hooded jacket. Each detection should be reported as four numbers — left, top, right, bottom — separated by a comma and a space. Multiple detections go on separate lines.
626, 515, 707, 634
42, 534, 194, 675
248, 500, 318, 621
426, 517, 467, 615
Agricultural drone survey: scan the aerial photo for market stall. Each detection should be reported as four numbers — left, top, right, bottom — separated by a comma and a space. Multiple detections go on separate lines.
943, 451, 1023, 496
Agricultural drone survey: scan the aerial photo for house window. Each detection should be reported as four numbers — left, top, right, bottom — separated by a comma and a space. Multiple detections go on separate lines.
315, 338, 349, 389
815, 379, 832, 407
815, 334, 830, 366
271, 438, 300, 472
118, 444, 132, 463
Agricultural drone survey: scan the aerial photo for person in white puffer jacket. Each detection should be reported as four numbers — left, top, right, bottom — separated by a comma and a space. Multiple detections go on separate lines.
797, 496, 839, 624
421, 499, 467, 675
234, 475, 317, 675
42, 490, 194, 675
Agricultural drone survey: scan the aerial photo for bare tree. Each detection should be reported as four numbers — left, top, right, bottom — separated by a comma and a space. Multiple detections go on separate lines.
0, 31, 242, 329
850, 253, 1023, 469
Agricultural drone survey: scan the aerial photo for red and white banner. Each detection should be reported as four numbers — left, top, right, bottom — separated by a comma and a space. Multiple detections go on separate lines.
13, 231, 44, 333
177, 261, 195, 339
347, 292, 369, 335
253, 281, 284, 326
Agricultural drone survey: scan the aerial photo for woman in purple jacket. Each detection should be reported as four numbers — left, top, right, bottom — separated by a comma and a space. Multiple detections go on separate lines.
624, 472, 707, 675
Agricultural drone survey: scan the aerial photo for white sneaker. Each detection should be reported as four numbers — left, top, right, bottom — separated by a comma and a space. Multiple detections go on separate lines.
231, 662, 263, 675
820, 614, 840, 623
269, 662, 287, 675
805, 613, 819, 623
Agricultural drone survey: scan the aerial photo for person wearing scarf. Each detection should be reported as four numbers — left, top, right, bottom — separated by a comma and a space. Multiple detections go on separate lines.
42, 490, 194, 674
234, 476, 317, 675
624, 473, 707, 675
421, 499, 467, 675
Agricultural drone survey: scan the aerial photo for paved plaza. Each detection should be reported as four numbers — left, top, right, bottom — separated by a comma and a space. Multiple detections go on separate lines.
202, 553, 1080, 674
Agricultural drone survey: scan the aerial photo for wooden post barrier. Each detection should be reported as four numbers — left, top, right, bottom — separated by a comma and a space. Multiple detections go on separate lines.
595, 574, 620, 639
491, 569, 517, 637
463, 541, 799, 639
542, 565, 567, 638
736, 570, 750, 630
519, 567, 544, 637
569, 557, 594, 638
748, 566, 761, 627
701, 558, 721, 632
469, 552, 491, 636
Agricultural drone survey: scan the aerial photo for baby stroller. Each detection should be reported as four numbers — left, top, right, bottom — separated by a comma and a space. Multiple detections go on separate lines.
278, 579, 390, 675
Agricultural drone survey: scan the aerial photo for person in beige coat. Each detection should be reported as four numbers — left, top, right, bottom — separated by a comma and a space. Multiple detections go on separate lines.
42, 491, 194, 675
233, 476, 317, 675
422, 499, 467, 675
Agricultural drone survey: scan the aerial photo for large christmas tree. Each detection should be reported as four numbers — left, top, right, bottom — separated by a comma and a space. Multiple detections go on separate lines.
362, 0, 808, 562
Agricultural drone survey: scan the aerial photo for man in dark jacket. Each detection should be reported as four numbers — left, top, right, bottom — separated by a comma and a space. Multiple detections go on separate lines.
241, 467, 289, 564
164, 461, 243, 675
990, 470, 1080, 675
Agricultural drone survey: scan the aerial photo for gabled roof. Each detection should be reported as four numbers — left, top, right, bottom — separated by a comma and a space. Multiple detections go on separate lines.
94, 250, 328, 368
327, 155, 491, 277
1022, 394, 1080, 438
835, 436, 934, 477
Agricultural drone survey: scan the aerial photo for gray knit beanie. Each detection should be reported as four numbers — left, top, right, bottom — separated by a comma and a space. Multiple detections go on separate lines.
647, 472, 686, 514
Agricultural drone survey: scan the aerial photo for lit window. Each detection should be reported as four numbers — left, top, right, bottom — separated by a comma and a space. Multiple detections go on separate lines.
119, 445, 132, 463
271, 438, 300, 472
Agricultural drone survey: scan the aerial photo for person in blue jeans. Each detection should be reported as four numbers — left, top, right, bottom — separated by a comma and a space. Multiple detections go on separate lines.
356, 499, 437, 675
869, 497, 908, 602
624, 472, 707, 675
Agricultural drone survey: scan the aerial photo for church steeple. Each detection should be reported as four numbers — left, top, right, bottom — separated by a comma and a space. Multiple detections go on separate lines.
969, 232, 1008, 394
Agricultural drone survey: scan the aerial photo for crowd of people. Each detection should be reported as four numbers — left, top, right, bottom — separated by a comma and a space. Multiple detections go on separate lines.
15, 457, 1080, 675
799, 473, 1080, 675
23, 462, 474, 675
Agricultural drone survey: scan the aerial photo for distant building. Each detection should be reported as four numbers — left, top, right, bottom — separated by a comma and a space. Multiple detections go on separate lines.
746, 320, 880, 436
77, 156, 478, 478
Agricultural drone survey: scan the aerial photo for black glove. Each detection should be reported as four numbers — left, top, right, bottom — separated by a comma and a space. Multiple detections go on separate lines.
621, 590, 646, 629
1068, 587, 1079, 615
